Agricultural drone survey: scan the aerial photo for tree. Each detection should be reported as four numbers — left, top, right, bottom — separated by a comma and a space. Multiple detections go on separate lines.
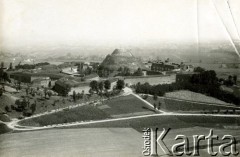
153, 94, 158, 101
116, 79, 125, 90
98, 81, 104, 93
22, 98, 28, 110
123, 67, 131, 76
104, 80, 111, 91
63, 85, 71, 96
118, 67, 123, 72
5, 105, 11, 112
30, 102, 36, 114
134, 68, 143, 76
3, 72, 11, 83
0, 87, 3, 96
47, 91, 52, 98
81, 90, 85, 99
26, 87, 29, 95
73, 90, 76, 102
44, 88, 48, 98
48, 81, 52, 88
89, 88, 93, 95
225, 75, 234, 86
158, 101, 161, 110
77, 92, 81, 99
194, 67, 205, 73
9, 62, 13, 70
17, 81, 21, 90
153, 103, 156, 110
90, 80, 99, 93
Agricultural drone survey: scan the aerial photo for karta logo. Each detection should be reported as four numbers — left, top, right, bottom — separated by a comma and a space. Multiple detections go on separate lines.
142, 128, 239, 156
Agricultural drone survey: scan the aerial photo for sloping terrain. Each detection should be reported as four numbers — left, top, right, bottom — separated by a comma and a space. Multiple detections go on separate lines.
165, 90, 231, 105
101, 49, 146, 71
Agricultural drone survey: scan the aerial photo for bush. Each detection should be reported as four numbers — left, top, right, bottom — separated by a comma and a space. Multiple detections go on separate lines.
5, 105, 11, 112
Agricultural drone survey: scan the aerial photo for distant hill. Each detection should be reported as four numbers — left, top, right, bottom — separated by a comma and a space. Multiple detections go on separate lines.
100, 49, 147, 71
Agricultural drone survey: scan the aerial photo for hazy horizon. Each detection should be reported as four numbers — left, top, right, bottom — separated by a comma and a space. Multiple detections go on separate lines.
1, 0, 240, 58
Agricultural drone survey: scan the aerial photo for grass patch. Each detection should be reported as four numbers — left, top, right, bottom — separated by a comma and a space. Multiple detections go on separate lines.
176, 115, 240, 127
19, 105, 110, 127
0, 123, 12, 134
164, 98, 238, 112
144, 95, 238, 112
0, 114, 11, 122
60, 115, 240, 132
61, 115, 194, 132
101, 94, 154, 116
165, 90, 230, 105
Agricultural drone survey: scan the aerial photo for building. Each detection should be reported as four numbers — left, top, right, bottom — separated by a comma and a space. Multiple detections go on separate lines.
61, 66, 78, 75
151, 62, 175, 72
180, 64, 194, 72
31, 77, 51, 88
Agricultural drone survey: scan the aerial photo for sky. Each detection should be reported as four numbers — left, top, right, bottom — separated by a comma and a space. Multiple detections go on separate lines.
0, 0, 240, 55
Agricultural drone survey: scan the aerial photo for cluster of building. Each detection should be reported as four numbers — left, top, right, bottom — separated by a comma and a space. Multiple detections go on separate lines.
144, 59, 194, 74
61, 61, 99, 76
6, 54, 197, 97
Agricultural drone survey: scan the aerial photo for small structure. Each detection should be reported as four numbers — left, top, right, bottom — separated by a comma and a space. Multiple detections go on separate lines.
61, 66, 78, 75
180, 64, 194, 72
31, 77, 51, 88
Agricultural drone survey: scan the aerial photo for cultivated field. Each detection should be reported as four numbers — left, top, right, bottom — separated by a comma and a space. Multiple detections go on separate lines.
165, 90, 231, 105
163, 98, 239, 112
0, 128, 143, 157
144, 94, 239, 112
58, 114, 240, 132
99, 94, 154, 117
16, 94, 155, 127
19, 105, 110, 127
1, 127, 240, 157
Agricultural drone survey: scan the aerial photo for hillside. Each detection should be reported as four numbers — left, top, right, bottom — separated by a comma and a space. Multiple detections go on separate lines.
100, 49, 146, 71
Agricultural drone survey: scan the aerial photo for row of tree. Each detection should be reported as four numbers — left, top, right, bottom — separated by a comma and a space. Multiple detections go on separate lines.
135, 82, 181, 96
116, 67, 143, 76
89, 79, 125, 94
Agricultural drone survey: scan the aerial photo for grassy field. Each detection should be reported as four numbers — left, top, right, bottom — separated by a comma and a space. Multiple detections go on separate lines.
61, 114, 240, 133
176, 115, 240, 128
163, 98, 239, 112
19, 105, 110, 126
63, 115, 193, 132
0, 128, 143, 157
165, 90, 230, 105
144, 94, 239, 112
100, 94, 154, 117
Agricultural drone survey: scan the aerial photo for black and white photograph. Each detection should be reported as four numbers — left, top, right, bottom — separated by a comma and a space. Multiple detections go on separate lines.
0, 0, 240, 156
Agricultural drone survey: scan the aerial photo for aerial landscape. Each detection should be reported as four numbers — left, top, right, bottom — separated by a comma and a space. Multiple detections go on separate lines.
0, 0, 240, 156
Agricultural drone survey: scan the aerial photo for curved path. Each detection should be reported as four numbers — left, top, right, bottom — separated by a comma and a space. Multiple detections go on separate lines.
4, 87, 240, 132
